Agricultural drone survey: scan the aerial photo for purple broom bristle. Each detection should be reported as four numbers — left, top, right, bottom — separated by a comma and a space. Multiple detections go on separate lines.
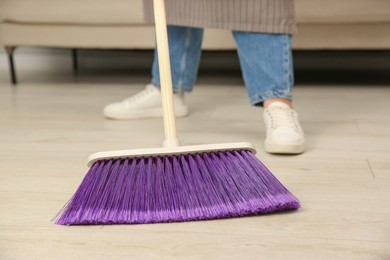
56, 150, 300, 225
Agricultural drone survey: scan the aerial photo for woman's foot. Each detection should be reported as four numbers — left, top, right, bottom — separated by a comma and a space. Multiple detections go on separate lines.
263, 101, 306, 154
103, 84, 189, 119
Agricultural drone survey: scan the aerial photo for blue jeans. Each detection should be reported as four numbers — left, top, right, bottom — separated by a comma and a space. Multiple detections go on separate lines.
152, 26, 294, 106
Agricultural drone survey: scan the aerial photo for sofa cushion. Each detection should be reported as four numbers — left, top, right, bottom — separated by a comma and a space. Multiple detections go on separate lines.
295, 0, 390, 23
0, 0, 145, 24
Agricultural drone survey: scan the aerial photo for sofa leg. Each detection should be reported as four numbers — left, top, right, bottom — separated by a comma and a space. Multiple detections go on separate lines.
72, 49, 78, 72
5, 46, 17, 85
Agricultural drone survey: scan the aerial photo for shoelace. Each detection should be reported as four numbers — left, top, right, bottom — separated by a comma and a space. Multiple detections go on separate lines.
267, 107, 299, 131
125, 86, 156, 103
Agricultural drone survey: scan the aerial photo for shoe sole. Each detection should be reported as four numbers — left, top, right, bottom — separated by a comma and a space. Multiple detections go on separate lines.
264, 139, 306, 154
104, 106, 189, 120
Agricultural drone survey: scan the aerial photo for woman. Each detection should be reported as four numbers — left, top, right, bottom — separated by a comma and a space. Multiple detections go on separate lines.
104, 0, 305, 154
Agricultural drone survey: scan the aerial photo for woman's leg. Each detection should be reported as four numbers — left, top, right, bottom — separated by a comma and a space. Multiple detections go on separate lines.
233, 31, 305, 154
103, 25, 203, 120
152, 25, 204, 92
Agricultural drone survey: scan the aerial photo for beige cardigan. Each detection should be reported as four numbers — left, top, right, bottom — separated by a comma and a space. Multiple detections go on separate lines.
143, 0, 296, 34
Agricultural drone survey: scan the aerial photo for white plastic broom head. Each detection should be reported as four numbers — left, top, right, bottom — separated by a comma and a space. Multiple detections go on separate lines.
87, 142, 256, 167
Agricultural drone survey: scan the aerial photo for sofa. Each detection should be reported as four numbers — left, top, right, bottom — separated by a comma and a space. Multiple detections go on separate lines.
1, 0, 389, 84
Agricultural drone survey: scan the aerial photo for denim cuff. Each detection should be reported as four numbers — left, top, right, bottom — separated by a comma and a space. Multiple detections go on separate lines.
151, 79, 194, 93
250, 89, 292, 107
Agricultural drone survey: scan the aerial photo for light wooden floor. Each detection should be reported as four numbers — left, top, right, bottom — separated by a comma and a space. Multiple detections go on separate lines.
1, 71, 390, 259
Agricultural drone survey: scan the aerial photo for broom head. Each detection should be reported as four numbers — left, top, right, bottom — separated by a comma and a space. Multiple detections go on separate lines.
56, 142, 300, 225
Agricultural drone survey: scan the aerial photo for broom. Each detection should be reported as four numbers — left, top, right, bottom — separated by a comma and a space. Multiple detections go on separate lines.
55, 0, 300, 225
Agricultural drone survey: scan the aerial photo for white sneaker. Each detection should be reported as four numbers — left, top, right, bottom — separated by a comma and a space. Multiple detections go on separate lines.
263, 102, 306, 154
103, 84, 189, 119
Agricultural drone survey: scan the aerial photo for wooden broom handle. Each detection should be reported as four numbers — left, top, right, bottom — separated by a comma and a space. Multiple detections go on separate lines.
153, 0, 180, 147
